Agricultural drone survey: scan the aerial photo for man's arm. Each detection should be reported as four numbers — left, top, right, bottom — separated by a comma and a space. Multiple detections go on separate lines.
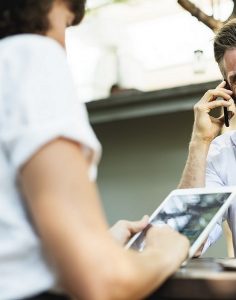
178, 81, 234, 188
178, 139, 210, 188
20, 138, 189, 300
178, 82, 234, 256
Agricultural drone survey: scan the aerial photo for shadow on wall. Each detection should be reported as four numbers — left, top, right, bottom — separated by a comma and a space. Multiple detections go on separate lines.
94, 111, 193, 222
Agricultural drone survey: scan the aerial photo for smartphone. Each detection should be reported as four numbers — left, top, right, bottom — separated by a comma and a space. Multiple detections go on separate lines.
224, 80, 231, 127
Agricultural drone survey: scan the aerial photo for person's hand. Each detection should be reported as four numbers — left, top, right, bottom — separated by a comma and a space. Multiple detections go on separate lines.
145, 225, 190, 266
110, 215, 149, 246
192, 81, 235, 143
193, 238, 208, 258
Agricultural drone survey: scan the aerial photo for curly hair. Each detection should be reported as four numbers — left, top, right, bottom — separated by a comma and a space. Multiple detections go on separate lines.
0, 0, 86, 39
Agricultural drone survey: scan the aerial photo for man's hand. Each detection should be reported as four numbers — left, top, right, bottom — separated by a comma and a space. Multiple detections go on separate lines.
193, 238, 208, 258
110, 215, 149, 246
179, 81, 235, 188
192, 81, 235, 143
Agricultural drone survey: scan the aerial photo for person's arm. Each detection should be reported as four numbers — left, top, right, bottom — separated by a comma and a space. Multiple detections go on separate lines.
178, 139, 210, 188
178, 81, 234, 188
20, 138, 189, 300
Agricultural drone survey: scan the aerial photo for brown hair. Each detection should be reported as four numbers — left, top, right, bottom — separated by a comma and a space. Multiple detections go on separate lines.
214, 18, 236, 77
0, 0, 86, 39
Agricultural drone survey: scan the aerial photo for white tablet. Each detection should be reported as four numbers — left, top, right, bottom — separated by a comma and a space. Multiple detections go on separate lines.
126, 187, 236, 258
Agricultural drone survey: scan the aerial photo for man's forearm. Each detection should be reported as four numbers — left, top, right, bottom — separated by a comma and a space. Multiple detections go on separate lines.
178, 139, 211, 188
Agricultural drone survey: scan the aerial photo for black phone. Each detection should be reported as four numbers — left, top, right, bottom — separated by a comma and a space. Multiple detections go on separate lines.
223, 80, 232, 127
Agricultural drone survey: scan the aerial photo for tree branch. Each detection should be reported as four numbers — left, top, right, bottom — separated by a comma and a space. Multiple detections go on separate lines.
228, 0, 236, 20
177, 0, 223, 32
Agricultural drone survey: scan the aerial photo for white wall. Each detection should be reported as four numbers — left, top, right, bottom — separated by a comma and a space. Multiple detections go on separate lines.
93, 111, 228, 257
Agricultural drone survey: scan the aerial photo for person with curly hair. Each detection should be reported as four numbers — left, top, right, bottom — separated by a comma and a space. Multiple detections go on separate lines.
0, 1, 189, 299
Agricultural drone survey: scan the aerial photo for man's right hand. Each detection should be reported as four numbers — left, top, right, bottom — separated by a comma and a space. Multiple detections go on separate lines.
192, 81, 235, 143
145, 226, 190, 267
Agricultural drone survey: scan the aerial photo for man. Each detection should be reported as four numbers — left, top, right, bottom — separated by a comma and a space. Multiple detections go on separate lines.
179, 19, 236, 254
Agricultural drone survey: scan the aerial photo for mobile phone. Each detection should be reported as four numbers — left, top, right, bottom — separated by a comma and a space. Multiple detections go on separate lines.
223, 106, 229, 127
224, 80, 231, 127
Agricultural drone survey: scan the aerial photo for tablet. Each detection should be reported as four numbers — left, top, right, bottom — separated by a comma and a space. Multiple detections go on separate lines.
126, 187, 236, 258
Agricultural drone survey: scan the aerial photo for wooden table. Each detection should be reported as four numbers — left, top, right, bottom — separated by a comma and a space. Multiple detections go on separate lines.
147, 258, 236, 300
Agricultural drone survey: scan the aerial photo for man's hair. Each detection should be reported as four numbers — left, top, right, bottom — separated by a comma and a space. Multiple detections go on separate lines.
0, 0, 86, 39
214, 18, 236, 77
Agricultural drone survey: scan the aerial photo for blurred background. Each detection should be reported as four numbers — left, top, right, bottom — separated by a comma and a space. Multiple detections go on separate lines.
66, 0, 236, 257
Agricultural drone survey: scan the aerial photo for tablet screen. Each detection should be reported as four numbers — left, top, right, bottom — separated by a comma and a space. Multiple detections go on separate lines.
129, 192, 231, 251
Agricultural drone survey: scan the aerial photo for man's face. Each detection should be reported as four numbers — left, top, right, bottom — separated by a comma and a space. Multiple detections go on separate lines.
223, 48, 236, 96
46, 1, 75, 48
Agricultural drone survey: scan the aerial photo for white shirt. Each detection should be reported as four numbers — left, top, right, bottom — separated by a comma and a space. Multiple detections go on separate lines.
204, 131, 236, 255
0, 34, 101, 300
